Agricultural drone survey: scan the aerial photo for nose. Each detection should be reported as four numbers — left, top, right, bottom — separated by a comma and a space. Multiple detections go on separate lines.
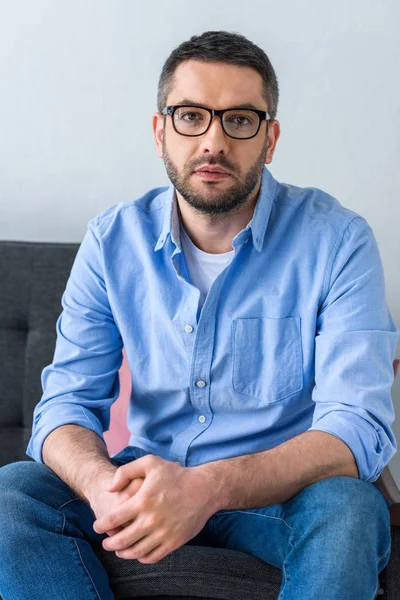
198, 114, 229, 155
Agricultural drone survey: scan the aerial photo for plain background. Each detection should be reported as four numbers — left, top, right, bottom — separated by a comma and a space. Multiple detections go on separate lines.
1, 0, 399, 483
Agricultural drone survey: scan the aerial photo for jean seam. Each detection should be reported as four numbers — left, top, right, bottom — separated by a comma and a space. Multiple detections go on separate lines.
58, 500, 102, 599
377, 546, 391, 567
278, 515, 296, 600
58, 497, 81, 511
277, 560, 289, 600
213, 509, 294, 533
73, 538, 102, 600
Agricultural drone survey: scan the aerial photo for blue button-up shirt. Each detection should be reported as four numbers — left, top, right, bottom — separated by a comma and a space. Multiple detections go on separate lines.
26, 166, 399, 482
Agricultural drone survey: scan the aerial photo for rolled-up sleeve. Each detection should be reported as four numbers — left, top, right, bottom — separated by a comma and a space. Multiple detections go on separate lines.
26, 219, 124, 464
308, 216, 399, 482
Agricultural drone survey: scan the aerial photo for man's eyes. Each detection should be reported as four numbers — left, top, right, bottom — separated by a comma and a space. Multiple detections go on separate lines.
183, 112, 203, 121
226, 115, 252, 125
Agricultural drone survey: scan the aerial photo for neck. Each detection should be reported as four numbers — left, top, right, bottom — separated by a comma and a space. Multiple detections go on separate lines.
176, 182, 261, 254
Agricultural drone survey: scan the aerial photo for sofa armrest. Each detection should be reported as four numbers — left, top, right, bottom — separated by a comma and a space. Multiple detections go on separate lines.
374, 465, 400, 526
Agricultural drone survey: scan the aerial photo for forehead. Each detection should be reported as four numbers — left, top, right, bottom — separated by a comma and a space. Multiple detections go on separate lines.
167, 60, 266, 110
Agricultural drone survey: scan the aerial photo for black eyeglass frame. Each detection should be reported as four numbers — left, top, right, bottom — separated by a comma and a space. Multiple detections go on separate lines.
161, 105, 271, 140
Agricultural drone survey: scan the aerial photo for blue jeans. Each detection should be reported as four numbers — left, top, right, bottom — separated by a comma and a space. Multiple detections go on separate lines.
0, 450, 391, 600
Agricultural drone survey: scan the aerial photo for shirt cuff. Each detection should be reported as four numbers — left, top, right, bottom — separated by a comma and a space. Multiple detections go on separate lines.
308, 410, 397, 482
25, 403, 107, 464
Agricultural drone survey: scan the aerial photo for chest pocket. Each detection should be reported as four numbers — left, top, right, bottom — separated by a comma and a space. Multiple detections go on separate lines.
232, 316, 303, 404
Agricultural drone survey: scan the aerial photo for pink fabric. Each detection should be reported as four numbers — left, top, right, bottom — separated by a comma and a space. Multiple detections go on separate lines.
104, 348, 131, 455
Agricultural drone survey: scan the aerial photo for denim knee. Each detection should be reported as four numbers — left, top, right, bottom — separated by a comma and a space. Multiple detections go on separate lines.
300, 476, 390, 520
0, 461, 77, 514
0, 464, 38, 550
286, 476, 391, 556
0, 461, 46, 491
0, 462, 51, 512
0, 462, 73, 551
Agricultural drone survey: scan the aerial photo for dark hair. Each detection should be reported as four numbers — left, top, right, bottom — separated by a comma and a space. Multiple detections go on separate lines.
157, 30, 279, 120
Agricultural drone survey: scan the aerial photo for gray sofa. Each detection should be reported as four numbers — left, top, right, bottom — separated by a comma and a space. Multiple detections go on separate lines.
1, 239, 399, 600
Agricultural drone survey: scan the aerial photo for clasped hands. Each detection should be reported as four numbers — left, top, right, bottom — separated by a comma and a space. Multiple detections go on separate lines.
92, 454, 217, 564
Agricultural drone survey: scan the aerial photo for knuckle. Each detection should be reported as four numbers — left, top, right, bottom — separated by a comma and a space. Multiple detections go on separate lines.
118, 536, 129, 548
146, 453, 160, 466
129, 546, 143, 559
117, 465, 125, 478
129, 545, 146, 560
108, 513, 118, 526
134, 498, 145, 512
158, 528, 169, 541
123, 548, 136, 559
143, 515, 157, 529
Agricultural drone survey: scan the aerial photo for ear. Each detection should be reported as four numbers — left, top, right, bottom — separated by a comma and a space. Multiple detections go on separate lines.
152, 112, 164, 158
265, 120, 281, 165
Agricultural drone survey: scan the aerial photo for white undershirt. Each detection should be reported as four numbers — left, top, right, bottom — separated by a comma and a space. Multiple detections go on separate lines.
180, 223, 235, 310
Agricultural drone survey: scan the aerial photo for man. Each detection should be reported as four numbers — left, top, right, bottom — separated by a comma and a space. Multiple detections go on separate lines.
0, 30, 398, 600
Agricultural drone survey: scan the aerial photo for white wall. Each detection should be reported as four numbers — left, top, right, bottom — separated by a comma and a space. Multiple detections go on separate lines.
1, 0, 400, 481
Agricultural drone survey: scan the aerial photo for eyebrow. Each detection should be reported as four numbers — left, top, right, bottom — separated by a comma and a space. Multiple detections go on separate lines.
174, 98, 263, 111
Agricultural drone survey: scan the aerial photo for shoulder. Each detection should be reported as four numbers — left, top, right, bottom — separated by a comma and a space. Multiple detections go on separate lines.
274, 180, 365, 236
87, 185, 170, 238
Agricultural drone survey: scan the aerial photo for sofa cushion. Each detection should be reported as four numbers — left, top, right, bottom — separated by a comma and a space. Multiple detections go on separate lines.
94, 543, 282, 599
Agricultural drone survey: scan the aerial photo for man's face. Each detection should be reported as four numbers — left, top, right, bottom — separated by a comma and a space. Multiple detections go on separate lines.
153, 60, 280, 216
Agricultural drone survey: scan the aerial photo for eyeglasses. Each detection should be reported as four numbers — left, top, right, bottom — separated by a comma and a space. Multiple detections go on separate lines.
161, 105, 270, 140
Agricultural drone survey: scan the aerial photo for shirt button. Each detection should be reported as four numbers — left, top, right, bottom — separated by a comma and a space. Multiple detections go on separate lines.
184, 325, 194, 333
198, 415, 206, 423
196, 379, 206, 388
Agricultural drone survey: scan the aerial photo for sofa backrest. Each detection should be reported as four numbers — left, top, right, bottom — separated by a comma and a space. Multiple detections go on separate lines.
0, 241, 79, 465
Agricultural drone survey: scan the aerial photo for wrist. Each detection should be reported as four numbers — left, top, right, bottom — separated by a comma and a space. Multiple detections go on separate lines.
195, 461, 229, 514
82, 464, 118, 505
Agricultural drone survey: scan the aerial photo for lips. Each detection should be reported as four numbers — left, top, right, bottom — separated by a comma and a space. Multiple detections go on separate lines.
194, 169, 230, 181
194, 166, 230, 175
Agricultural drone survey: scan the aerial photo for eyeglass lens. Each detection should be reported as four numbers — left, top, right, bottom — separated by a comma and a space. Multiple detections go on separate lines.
173, 106, 260, 139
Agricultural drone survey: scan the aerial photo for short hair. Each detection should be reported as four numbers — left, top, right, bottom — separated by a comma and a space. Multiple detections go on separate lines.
157, 30, 279, 120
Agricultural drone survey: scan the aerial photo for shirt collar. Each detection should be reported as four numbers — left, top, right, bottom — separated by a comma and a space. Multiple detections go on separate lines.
154, 165, 278, 253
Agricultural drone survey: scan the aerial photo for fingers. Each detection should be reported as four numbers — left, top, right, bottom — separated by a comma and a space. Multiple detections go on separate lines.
107, 459, 147, 492
94, 479, 144, 539
117, 477, 144, 503
106, 520, 134, 539
106, 526, 124, 537
102, 519, 143, 552
94, 497, 137, 533
135, 544, 170, 564
115, 534, 162, 561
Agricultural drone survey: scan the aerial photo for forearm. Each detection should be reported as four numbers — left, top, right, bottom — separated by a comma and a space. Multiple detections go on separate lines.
198, 431, 359, 512
42, 424, 117, 505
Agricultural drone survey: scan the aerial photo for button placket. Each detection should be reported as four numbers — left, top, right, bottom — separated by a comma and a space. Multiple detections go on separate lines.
169, 270, 227, 465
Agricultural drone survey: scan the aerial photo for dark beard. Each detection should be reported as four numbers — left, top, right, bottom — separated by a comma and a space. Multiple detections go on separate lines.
162, 135, 268, 217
